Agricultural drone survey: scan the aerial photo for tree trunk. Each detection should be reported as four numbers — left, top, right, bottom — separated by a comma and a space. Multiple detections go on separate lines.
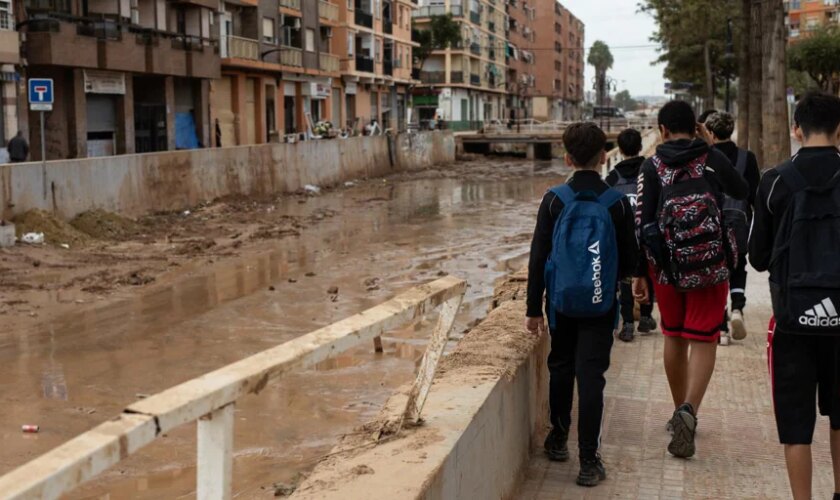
704, 40, 715, 110
761, 0, 790, 167
737, 0, 750, 144
748, 0, 763, 165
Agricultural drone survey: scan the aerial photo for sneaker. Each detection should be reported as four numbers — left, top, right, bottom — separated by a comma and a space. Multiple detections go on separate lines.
638, 316, 657, 335
576, 455, 607, 487
719, 331, 731, 346
668, 403, 697, 459
618, 323, 635, 343
544, 425, 569, 462
731, 309, 747, 340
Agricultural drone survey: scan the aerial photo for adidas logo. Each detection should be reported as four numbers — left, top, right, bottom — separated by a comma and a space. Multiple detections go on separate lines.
589, 241, 603, 304
799, 298, 840, 328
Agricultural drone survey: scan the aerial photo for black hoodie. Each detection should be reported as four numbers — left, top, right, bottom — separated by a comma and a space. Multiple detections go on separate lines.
605, 156, 646, 187
634, 138, 750, 277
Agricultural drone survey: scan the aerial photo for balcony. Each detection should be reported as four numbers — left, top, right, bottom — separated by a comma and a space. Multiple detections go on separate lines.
383, 20, 393, 35
412, 5, 463, 17
451, 71, 464, 83
470, 73, 481, 86
470, 42, 480, 55
470, 11, 481, 24
279, 46, 303, 67
488, 22, 495, 32
355, 55, 374, 72
318, 0, 339, 22
225, 35, 259, 60
355, 10, 373, 28
0, 12, 18, 65
419, 71, 445, 84
384, 59, 393, 76
320, 52, 340, 72
279, 0, 301, 10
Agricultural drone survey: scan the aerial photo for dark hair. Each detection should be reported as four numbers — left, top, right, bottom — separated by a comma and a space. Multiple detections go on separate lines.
794, 91, 840, 138
563, 122, 607, 168
698, 109, 719, 124
705, 112, 735, 140
617, 128, 642, 157
658, 100, 697, 136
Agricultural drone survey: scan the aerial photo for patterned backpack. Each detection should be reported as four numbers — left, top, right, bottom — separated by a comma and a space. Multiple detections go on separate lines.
652, 153, 737, 290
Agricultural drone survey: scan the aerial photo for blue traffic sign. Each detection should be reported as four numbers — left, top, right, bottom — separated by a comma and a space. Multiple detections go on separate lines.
28, 78, 54, 105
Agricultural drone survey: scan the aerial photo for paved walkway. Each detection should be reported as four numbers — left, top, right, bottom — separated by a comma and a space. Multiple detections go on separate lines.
520, 270, 837, 499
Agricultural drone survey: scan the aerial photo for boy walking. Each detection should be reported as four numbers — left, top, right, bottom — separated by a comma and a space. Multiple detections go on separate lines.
606, 128, 658, 342
699, 111, 761, 345
633, 101, 748, 458
526, 123, 638, 487
750, 91, 840, 500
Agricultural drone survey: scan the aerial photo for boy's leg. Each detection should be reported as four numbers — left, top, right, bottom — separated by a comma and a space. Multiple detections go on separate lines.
730, 254, 748, 311
619, 281, 635, 325
574, 308, 616, 459
784, 445, 813, 500
547, 313, 578, 433
831, 430, 840, 495
685, 339, 717, 412
682, 281, 729, 412
652, 278, 688, 408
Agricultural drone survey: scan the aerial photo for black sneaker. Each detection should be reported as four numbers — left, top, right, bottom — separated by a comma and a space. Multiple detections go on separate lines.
544, 425, 569, 462
618, 323, 635, 342
576, 455, 607, 487
668, 403, 697, 459
638, 316, 657, 335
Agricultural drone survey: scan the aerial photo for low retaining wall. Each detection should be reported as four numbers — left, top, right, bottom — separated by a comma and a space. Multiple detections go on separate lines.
291, 271, 549, 500
0, 131, 455, 220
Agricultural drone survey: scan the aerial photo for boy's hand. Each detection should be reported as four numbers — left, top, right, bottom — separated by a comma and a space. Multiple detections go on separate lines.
632, 278, 651, 304
525, 316, 546, 336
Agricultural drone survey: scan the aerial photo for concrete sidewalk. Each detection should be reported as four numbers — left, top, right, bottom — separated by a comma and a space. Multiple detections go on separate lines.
520, 270, 837, 499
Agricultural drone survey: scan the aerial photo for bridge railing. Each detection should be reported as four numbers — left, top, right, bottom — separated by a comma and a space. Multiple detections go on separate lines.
0, 276, 467, 500
603, 128, 660, 177
482, 117, 657, 135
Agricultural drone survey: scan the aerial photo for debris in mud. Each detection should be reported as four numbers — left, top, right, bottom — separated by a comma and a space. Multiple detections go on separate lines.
269, 286, 276, 291
251, 225, 300, 240
70, 210, 140, 241
304, 184, 321, 195
350, 465, 375, 476
119, 272, 155, 287
32, 260, 40, 268
175, 238, 217, 255
273, 483, 297, 497
436, 271, 447, 277
21, 424, 39, 433
21, 232, 45, 245
13, 210, 91, 247
327, 286, 339, 295
288, 278, 297, 283
478, 263, 489, 269
364, 277, 381, 291
305, 272, 316, 277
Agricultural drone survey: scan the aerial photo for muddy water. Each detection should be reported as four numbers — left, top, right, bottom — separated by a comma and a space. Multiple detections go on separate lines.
0, 159, 569, 499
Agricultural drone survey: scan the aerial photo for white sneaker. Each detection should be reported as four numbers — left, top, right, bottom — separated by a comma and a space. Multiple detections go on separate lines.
731, 309, 747, 340
719, 331, 731, 346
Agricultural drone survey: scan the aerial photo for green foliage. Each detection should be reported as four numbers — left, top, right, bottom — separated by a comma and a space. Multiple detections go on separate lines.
412, 14, 463, 69
639, 0, 739, 97
587, 40, 614, 73
613, 90, 640, 111
788, 28, 840, 94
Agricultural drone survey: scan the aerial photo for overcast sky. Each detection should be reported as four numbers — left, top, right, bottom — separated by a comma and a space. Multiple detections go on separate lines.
561, 0, 667, 97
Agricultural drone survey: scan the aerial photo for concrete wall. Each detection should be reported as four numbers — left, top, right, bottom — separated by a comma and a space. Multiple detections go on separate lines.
0, 131, 455, 220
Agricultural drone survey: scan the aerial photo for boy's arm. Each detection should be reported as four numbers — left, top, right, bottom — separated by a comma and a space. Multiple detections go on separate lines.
711, 149, 749, 200
526, 192, 556, 318
746, 152, 761, 208
749, 171, 779, 272
617, 197, 640, 280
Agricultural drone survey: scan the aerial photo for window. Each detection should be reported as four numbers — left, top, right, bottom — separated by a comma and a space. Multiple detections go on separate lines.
348, 0, 353, 10
376, 39, 382, 62
348, 31, 354, 56
306, 28, 316, 51
263, 17, 275, 44
375, 0, 381, 18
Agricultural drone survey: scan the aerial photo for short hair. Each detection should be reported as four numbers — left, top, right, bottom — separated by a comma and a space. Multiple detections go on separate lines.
617, 128, 642, 157
698, 109, 719, 124
794, 91, 840, 138
705, 112, 736, 140
563, 122, 607, 168
658, 100, 697, 136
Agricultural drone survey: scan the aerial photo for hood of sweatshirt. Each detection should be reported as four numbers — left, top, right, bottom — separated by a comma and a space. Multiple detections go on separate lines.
613, 156, 645, 179
655, 138, 710, 167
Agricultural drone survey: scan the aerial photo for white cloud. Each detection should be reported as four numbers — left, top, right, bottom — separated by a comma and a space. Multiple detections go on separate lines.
561, 0, 667, 97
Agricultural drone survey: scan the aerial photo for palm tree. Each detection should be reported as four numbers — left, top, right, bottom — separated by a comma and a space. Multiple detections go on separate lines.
587, 41, 614, 107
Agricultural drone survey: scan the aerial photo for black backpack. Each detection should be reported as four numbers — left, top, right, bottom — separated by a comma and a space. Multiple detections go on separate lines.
722, 149, 751, 250
770, 160, 840, 334
612, 171, 638, 210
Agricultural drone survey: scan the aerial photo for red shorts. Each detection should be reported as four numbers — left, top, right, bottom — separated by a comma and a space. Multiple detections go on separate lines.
651, 276, 729, 343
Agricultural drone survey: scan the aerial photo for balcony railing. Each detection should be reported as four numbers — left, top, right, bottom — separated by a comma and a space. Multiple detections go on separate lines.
470, 42, 480, 55
383, 20, 393, 34
355, 55, 374, 72
412, 5, 463, 17
279, 0, 301, 9
469, 11, 481, 24
226, 35, 259, 60
318, 0, 339, 22
355, 10, 373, 28
320, 52, 340, 72
470, 73, 481, 86
419, 71, 446, 84
279, 46, 303, 67
451, 71, 464, 83
384, 59, 393, 76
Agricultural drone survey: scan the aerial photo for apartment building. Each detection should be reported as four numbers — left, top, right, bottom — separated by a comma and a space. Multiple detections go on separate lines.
213, 0, 341, 146
335, 0, 417, 133
0, 2, 19, 150
784, 0, 840, 41
505, 0, 536, 122
18, 0, 219, 159
532, 0, 584, 121
413, 0, 508, 130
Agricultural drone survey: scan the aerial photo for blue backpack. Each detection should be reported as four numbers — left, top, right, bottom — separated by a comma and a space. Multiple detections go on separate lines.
545, 185, 623, 326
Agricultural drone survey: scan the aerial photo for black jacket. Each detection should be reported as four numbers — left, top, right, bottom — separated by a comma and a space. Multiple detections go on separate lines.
713, 141, 761, 207
526, 169, 639, 318
605, 156, 645, 187
635, 139, 750, 277
750, 146, 840, 272
8, 135, 28, 162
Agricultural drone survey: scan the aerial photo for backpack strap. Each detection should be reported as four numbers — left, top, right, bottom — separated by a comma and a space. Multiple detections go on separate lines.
735, 148, 748, 175
777, 159, 807, 193
549, 184, 576, 206
598, 188, 625, 209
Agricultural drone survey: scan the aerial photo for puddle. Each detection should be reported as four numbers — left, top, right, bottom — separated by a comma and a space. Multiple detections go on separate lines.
0, 159, 570, 498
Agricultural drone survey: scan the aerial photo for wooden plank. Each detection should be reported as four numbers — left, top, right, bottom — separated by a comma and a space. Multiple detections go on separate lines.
0, 414, 157, 500
126, 276, 466, 434
197, 404, 235, 500
402, 293, 463, 424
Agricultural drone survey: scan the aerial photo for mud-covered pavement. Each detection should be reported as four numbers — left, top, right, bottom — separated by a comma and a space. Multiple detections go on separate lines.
0, 157, 570, 498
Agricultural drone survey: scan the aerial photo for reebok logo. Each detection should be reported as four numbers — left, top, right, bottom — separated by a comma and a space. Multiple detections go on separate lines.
799, 298, 840, 328
589, 241, 603, 304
